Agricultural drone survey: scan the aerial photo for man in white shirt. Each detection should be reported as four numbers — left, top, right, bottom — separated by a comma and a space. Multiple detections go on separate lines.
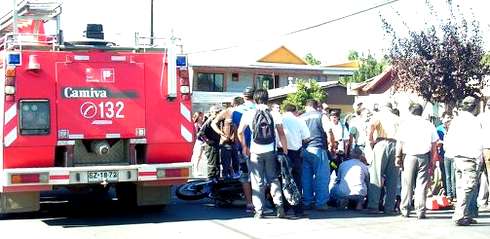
331, 146, 369, 210
396, 103, 439, 219
445, 96, 484, 226
237, 89, 288, 219
280, 104, 310, 216
326, 110, 351, 168
349, 101, 369, 150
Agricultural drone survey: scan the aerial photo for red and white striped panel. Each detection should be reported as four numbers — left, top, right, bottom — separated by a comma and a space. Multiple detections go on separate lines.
4, 102, 17, 147
138, 166, 157, 181
49, 171, 70, 184
180, 102, 193, 143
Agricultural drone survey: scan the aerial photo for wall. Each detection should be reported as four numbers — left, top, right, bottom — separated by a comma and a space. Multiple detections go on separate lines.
226, 72, 254, 92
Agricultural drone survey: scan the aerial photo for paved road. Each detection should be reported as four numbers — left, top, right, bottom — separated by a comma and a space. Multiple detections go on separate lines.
0, 188, 488, 239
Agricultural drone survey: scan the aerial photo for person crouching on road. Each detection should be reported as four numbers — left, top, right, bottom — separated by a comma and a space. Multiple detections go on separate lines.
330, 146, 369, 210
396, 103, 439, 219
237, 89, 288, 219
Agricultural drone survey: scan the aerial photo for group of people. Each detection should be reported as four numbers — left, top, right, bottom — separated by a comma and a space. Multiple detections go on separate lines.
190, 87, 489, 226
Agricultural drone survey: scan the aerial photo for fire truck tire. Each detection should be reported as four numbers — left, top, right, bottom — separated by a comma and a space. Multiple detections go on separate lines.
115, 183, 137, 207
175, 180, 209, 201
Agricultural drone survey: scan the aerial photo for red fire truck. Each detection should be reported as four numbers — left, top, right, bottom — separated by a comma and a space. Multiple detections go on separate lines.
0, 1, 194, 214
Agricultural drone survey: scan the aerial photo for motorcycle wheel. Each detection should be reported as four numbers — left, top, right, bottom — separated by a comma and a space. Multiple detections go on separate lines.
175, 180, 209, 200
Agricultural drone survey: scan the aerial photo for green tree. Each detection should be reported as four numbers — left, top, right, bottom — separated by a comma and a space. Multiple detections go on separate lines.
483, 52, 490, 67
382, 0, 489, 108
304, 53, 321, 65
340, 51, 387, 85
281, 80, 326, 112
348, 50, 360, 61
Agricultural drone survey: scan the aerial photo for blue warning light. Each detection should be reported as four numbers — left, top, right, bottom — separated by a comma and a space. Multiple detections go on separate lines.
176, 55, 187, 67
8, 53, 21, 65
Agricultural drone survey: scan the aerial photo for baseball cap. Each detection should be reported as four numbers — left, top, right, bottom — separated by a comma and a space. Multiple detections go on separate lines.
243, 87, 254, 97
353, 100, 364, 111
462, 96, 476, 106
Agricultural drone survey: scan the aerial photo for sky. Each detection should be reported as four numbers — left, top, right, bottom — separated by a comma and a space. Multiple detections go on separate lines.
1, 0, 490, 65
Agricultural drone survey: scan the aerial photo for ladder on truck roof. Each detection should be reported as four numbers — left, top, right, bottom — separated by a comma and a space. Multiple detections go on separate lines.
0, 0, 62, 48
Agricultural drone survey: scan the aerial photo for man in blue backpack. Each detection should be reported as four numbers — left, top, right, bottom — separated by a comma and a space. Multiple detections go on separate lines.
238, 89, 289, 219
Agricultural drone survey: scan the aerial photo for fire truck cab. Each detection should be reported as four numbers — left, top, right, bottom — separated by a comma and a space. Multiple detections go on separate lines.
0, 1, 194, 214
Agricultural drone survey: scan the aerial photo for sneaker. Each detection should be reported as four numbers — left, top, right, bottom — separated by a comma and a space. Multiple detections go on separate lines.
245, 204, 255, 213
416, 213, 426, 219
468, 218, 478, 224
254, 213, 264, 219
454, 218, 471, 226
263, 208, 274, 215
400, 210, 410, 218
276, 206, 286, 218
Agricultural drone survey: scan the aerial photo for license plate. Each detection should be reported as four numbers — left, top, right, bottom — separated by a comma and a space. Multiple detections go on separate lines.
87, 171, 119, 183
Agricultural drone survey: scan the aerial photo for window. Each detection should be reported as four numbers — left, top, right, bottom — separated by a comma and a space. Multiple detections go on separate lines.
19, 100, 50, 135
232, 73, 239, 81
194, 73, 224, 92
255, 74, 273, 90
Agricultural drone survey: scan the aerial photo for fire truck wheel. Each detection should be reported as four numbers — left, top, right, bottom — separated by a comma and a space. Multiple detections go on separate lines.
115, 183, 137, 207
175, 180, 209, 200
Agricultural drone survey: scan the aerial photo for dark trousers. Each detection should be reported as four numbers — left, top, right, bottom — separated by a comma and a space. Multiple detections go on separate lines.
206, 144, 220, 179
220, 144, 234, 178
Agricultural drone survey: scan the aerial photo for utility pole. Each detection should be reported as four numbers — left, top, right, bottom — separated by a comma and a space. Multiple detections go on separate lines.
12, 0, 17, 36
150, 0, 154, 45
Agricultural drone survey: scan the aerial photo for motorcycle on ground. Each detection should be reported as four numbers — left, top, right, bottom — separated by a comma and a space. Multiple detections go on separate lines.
175, 177, 244, 206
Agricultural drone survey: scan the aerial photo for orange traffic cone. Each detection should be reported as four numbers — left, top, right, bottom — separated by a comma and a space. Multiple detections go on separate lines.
426, 197, 440, 210
435, 195, 450, 208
